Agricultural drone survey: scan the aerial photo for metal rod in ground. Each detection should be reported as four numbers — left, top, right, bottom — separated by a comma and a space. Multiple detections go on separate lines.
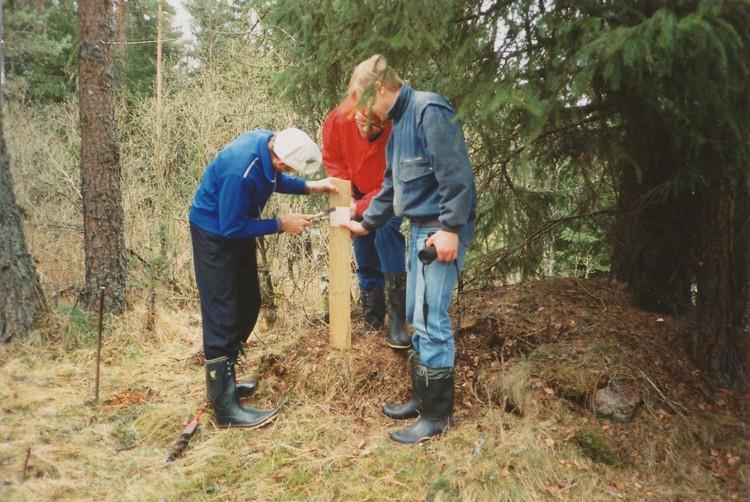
95, 286, 105, 402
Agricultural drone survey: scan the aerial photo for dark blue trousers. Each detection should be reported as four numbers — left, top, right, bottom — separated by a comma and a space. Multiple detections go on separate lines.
352, 216, 407, 291
190, 223, 261, 360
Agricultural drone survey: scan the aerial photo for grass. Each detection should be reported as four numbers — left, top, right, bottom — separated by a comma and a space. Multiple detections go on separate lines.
2, 293, 747, 500
3, 62, 748, 500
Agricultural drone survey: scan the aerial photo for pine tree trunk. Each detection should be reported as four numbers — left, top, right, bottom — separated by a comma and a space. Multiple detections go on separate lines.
611, 129, 693, 315
692, 179, 750, 388
78, 0, 127, 313
0, 0, 6, 101
117, 0, 126, 60
0, 105, 47, 341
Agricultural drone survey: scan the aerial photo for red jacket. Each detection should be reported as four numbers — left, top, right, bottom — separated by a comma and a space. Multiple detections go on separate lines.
322, 97, 392, 218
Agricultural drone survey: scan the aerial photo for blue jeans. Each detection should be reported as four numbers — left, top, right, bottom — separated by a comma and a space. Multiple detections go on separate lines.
407, 221, 475, 368
353, 216, 406, 291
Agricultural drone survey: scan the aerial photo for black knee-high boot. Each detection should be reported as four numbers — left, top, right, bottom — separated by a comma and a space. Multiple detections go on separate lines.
361, 288, 386, 330
384, 272, 410, 349
206, 356, 279, 428
389, 364, 453, 444
382, 351, 420, 419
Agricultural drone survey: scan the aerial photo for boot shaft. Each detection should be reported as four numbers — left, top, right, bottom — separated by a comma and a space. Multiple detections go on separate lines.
385, 272, 410, 349
414, 363, 454, 420
205, 356, 238, 409
384, 272, 407, 312
360, 288, 386, 329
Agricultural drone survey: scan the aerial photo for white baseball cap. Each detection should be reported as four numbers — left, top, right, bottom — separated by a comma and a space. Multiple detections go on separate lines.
273, 128, 322, 175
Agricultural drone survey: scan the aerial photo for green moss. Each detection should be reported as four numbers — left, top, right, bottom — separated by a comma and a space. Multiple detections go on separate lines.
573, 429, 618, 466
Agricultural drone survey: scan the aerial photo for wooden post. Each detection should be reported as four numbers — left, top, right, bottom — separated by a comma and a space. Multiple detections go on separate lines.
329, 178, 351, 349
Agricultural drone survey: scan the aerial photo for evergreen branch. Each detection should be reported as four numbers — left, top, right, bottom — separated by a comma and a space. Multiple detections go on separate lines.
99, 37, 184, 46
472, 207, 621, 280
484, 111, 605, 192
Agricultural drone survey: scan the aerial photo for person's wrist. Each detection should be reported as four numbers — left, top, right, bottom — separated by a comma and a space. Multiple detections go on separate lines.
304, 181, 311, 194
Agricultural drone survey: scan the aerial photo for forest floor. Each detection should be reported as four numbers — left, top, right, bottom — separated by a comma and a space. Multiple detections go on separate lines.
1, 278, 748, 500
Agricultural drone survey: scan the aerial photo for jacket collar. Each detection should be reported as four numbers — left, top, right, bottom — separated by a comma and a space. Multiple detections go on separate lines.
259, 131, 276, 183
388, 84, 412, 122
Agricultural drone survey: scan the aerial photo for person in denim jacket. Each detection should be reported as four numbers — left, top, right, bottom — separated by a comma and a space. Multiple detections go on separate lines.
345, 55, 477, 443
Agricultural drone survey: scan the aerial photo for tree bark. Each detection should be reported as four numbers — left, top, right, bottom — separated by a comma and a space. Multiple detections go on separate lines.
611, 126, 693, 315
78, 0, 127, 313
1, 0, 6, 103
117, 0, 126, 60
0, 104, 47, 341
692, 178, 750, 388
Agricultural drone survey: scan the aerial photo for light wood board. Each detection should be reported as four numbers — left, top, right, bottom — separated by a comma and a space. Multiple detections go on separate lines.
328, 178, 352, 349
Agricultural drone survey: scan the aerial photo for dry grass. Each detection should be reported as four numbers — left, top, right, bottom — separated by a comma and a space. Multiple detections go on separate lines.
0, 308, 601, 501
3, 54, 748, 500
2, 287, 748, 500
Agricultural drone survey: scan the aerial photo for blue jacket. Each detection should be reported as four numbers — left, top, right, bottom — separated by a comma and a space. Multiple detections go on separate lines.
189, 130, 307, 238
362, 84, 476, 233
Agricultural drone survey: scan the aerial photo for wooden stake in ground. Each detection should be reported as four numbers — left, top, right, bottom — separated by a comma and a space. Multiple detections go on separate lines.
328, 178, 351, 349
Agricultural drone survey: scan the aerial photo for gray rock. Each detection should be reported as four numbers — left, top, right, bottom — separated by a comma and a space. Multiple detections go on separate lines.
594, 381, 641, 421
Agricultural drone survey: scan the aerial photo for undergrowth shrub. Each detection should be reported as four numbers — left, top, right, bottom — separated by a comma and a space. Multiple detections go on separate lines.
8, 46, 332, 333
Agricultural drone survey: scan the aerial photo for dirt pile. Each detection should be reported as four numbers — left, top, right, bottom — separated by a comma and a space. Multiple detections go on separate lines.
254, 278, 749, 492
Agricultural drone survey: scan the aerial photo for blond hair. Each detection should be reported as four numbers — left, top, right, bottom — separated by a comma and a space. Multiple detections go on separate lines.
347, 54, 403, 99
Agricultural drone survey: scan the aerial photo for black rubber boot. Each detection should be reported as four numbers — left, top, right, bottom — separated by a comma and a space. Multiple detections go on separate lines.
206, 356, 279, 428
232, 347, 257, 398
360, 288, 385, 330
236, 380, 257, 398
384, 272, 410, 349
383, 351, 420, 419
389, 365, 454, 444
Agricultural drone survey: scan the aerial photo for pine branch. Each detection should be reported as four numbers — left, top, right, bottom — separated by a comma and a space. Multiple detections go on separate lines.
471, 207, 621, 279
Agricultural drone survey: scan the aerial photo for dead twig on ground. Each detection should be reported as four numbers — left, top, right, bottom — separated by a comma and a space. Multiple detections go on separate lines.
21, 446, 31, 481
633, 366, 688, 419
165, 407, 206, 465
575, 279, 607, 311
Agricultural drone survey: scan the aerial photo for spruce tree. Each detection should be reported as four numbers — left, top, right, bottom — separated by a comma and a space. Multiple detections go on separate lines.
256, 0, 750, 386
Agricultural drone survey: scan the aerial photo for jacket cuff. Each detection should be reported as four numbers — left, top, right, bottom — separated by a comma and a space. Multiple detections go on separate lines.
361, 220, 377, 233
275, 217, 283, 233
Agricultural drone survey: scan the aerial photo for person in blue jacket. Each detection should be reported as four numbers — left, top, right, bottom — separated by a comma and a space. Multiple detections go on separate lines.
189, 127, 336, 428
345, 55, 477, 444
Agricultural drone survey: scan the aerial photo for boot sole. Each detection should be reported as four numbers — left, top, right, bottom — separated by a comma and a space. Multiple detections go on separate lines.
383, 411, 420, 420
388, 428, 449, 444
387, 341, 411, 350
215, 409, 280, 430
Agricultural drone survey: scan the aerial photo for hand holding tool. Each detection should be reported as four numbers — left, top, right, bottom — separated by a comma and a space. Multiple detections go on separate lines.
310, 207, 336, 222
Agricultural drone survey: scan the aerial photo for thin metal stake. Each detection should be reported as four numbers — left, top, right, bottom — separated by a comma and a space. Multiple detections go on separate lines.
95, 286, 105, 402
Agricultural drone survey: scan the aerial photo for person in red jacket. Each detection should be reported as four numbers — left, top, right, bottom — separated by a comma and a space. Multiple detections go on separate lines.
322, 77, 409, 350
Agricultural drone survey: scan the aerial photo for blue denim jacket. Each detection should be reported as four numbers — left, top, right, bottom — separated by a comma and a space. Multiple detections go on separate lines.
362, 84, 476, 233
